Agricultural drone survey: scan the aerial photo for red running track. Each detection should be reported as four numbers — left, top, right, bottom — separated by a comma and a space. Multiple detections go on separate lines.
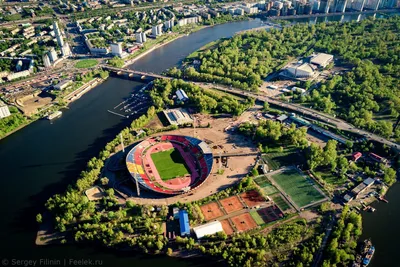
143, 142, 200, 190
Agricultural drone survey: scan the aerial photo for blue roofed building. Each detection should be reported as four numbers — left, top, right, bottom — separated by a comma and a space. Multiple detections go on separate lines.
179, 210, 190, 236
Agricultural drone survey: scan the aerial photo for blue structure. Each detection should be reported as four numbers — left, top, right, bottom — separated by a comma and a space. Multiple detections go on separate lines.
179, 210, 190, 236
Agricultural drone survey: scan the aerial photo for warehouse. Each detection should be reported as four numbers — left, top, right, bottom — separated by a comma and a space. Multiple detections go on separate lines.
193, 220, 224, 239
285, 63, 315, 78
179, 210, 190, 236
310, 53, 333, 68
163, 108, 193, 126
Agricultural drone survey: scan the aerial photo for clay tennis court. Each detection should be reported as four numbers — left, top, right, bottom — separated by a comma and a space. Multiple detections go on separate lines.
219, 196, 244, 214
239, 190, 266, 207
220, 219, 235, 235
200, 202, 224, 221
231, 213, 258, 232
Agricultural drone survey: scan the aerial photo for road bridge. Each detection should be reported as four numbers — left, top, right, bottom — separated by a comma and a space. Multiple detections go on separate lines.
101, 65, 170, 80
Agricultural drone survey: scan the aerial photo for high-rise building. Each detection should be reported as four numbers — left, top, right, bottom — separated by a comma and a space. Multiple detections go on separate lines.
351, 0, 366, 10
43, 54, 52, 68
0, 101, 11, 119
152, 24, 163, 36
53, 21, 64, 47
135, 32, 147, 43
111, 43, 123, 57
61, 43, 72, 57
48, 47, 58, 62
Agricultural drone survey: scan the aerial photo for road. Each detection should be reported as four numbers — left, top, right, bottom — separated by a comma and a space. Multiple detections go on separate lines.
312, 215, 335, 267
194, 82, 400, 151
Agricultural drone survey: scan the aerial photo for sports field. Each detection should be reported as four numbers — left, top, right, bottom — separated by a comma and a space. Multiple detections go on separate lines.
271, 194, 291, 211
249, 211, 265, 225
150, 148, 190, 180
262, 150, 304, 170
271, 169, 326, 208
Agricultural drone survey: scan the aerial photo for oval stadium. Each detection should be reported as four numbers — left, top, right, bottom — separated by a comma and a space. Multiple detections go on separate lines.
126, 135, 214, 195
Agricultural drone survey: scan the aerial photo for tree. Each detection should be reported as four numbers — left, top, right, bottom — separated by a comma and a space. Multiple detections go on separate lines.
166, 247, 173, 256
263, 101, 269, 111
100, 177, 109, 186
36, 213, 43, 223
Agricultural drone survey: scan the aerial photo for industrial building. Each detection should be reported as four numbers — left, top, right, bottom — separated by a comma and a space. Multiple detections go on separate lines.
351, 178, 375, 199
310, 53, 334, 68
193, 220, 224, 239
0, 101, 11, 119
54, 80, 73, 90
179, 210, 190, 236
163, 108, 193, 126
284, 63, 315, 79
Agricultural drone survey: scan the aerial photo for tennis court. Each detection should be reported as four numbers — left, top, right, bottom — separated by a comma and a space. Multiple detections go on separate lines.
257, 205, 284, 223
249, 211, 265, 225
270, 169, 326, 208
231, 213, 258, 232
200, 202, 224, 220
239, 190, 266, 207
219, 196, 244, 214
220, 219, 235, 235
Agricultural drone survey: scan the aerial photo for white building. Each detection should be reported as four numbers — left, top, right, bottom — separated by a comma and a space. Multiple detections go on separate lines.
6, 70, 31, 81
193, 221, 224, 239
61, 43, 72, 57
244, 6, 258, 13
54, 79, 73, 90
152, 24, 163, 36
53, 21, 65, 47
285, 63, 315, 78
176, 89, 189, 102
111, 43, 123, 56
135, 32, 147, 43
310, 53, 334, 68
43, 54, 52, 68
48, 47, 58, 62
164, 19, 175, 30
0, 101, 11, 119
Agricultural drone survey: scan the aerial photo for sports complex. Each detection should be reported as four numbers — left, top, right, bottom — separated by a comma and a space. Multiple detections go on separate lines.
126, 135, 214, 195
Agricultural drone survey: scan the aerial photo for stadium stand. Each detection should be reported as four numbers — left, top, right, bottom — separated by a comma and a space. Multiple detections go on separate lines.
125, 135, 214, 195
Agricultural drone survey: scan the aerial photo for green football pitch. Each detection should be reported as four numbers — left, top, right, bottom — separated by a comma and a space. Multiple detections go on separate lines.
151, 148, 190, 180
271, 169, 326, 208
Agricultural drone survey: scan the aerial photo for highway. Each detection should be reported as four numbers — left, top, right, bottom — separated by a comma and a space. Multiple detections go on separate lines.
79, 65, 400, 151
194, 82, 400, 151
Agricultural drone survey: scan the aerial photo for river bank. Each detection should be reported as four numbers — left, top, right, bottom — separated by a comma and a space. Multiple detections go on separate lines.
1, 15, 397, 267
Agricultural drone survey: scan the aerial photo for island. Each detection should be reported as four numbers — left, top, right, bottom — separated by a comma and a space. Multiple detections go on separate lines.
35, 14, 399, 267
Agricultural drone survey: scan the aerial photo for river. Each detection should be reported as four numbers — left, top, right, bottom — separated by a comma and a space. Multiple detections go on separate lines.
0, 14, 397, 267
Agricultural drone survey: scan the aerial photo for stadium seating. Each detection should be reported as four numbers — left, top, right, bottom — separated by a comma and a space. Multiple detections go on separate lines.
126, 135, 214, 195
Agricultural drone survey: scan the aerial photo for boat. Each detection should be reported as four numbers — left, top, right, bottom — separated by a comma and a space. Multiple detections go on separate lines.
362, 239, 375, 266
47, 111, 62, 120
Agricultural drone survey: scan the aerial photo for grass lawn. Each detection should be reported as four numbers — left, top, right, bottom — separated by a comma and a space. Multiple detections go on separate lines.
262, 149, 303, 170
151, 148, 190, 180
271, 169, 325, 208
74, 59, 98, 69
271, 194, 291, 211
250, 211, 265, 225
314, 169, 346, 185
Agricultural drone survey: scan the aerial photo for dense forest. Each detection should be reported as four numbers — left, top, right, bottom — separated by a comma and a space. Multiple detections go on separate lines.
150, 79, 255, 115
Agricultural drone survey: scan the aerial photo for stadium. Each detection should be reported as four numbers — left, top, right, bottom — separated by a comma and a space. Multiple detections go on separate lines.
126, 135, 214, 195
